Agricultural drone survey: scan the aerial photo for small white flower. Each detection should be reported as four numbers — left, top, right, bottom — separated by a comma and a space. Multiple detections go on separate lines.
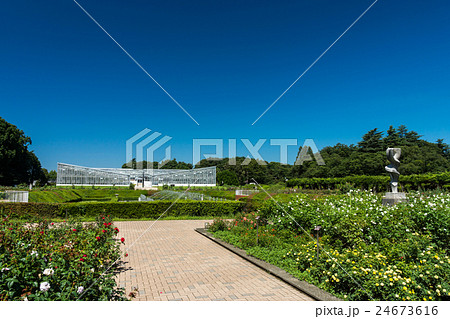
77, 286, 84, 294
23, 297, 28, 301
40, 282, 50, 292
1, 267, 10, 272
31, 250, 39, 257
43, 268, 54, 276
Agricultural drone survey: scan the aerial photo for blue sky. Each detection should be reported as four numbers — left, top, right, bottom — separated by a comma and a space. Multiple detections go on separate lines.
1, 0, 450, 170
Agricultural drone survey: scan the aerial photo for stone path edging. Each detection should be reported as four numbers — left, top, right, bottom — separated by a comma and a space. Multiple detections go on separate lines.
195, 228, 342, 301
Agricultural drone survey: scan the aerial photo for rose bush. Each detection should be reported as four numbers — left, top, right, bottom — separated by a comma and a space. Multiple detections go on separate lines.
0, 214, 127, 300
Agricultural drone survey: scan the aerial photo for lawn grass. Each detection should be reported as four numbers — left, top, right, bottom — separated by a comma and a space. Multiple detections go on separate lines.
28, 188, 153, 203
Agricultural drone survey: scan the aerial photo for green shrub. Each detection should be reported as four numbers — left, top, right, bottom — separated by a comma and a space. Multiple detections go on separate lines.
0, 214, 126, 300
286, 172, 450, 191
0, 200, 245, 220
211, 190, 450, 301
28, 189, 81, 203
0, 203, 62, 219
209, 218, 233, 232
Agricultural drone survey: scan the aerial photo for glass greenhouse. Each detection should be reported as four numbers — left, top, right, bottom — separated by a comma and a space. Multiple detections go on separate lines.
56, 163, 216, 187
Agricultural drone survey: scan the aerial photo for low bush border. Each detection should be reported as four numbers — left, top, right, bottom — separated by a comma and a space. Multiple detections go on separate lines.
0, 200, 245, 220
286, 172, 450, 191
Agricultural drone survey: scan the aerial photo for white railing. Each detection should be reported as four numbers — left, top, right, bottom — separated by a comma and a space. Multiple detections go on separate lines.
235, 189, 258, 196
0, 191, 29, 203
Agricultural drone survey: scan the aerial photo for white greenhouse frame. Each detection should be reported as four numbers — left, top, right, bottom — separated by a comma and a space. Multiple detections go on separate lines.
56, 163, 216, 187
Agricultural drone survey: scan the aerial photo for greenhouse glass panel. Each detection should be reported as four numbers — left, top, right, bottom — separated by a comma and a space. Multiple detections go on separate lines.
56, 163, 216, 187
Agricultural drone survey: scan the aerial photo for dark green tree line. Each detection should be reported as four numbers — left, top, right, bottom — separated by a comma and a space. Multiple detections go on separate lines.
196, 126, 450, 185
0, 117, 47, 186
121, 126, 449, 186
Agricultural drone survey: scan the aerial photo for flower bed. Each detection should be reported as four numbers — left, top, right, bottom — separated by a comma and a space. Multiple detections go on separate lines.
209, 190, 450, 301
0, 214, 126, 300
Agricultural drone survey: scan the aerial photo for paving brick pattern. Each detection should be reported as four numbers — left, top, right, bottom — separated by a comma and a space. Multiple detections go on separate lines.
115, 220, 313, 301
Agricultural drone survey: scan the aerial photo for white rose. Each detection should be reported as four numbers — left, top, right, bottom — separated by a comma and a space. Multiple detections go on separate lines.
43, 268, 54, 276
40, 282, 50, 292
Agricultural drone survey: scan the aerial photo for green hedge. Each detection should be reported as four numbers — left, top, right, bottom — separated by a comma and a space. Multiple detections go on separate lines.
28, 188, 150, 203
82, 197, 112, 202
28, 189, 82, 203
0, 200, 245, 219
286, 172, 450, 191
0, 202, 62, 219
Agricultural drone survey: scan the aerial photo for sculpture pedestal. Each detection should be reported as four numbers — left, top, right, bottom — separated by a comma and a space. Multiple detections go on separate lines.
382, 192, 408, 206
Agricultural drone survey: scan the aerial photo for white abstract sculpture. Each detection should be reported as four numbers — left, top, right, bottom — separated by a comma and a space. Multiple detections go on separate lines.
385, 148, 401, 193
383, 147, 407, 206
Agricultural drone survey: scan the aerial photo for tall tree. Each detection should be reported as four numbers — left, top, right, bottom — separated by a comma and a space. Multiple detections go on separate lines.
358, 128, 384, 152
0, 117, 46, 186
384, 126, 401, 148
436, 139, 450, 160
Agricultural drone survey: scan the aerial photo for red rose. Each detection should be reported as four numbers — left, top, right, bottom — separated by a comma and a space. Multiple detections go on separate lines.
107, 223, 111, 226
114, 228, 119, 233
125, 253, 128, 257
80, 258, 84, 262
72, 229, 77, 232
83, 254, 87, 257
102, 217, 105, 220
40, 231, 44, 235
96, 236, 100, 241
103, 223, 108, 227
51, 222, 54, 226
120, 237, 125, 243
102, 230, 107, 233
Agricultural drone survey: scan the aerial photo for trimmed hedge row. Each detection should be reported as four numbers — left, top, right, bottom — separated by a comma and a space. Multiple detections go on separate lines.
0, 202, 62, 219
0, 200, 245, 219
28, 189, 82, 203
27, 188, 152, 203
286, 172, 450, 191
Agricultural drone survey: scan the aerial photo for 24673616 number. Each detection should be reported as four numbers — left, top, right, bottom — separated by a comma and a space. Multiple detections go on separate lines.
376, 306, 438, 316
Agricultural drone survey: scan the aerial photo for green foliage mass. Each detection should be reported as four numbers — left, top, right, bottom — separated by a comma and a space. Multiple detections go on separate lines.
0, 214, 126, 300
210, 191, 450, 301
0, 200, 244, 220
286, 172, 450, 192
29, 189, 82, 203
28, 188, 151, 203
194, 126, 450, 185
0, 117, 47, 186
216, 170, 239, 186
121, 158, 193, 169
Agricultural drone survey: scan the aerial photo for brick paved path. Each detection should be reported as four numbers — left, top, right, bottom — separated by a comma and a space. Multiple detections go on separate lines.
115, 220, 313, 301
